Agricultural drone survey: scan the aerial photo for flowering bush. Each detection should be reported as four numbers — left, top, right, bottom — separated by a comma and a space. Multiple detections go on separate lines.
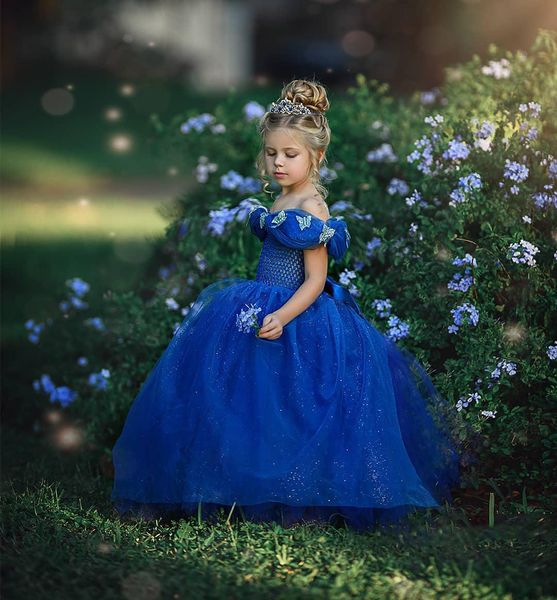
27, 31, 557, 499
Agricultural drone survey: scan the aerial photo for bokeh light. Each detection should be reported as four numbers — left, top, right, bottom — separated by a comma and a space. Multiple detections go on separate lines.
119, 83, 135, 97
104, 107, 123, 122
341, 30, 375, 57
109, 134, 133, 153
51, 424, 84, 451
40, 88, 74, 116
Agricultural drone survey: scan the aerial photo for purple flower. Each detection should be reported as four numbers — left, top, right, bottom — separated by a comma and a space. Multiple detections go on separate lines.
66, 277, 90, 298
207, 207, 238, 236
365, 237, 382, 257
235, 303, 262, 335
507, 240, 540, 267
503, 159, 529, 183
50, 386, 78, 407
387, 178, 409, 196
386, 315, 410, 341
366, 143, 398, 163
88, 369, 111, 391
442, 139, 470, 161
448, 302, 479, 334
84, 317, 106, 332
456, 392, 481, 411
180, 113, 215, 134
243, 101, 266, 121
371, 299, 392, 318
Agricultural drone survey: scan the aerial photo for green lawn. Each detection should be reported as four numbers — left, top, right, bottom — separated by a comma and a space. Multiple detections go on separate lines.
2, 425, 555, 599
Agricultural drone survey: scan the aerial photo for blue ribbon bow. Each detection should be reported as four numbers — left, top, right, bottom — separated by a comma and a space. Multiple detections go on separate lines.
323, 275, 364, 317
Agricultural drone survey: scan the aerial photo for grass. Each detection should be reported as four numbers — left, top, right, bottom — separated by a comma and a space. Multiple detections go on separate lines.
1, 425, 555, 599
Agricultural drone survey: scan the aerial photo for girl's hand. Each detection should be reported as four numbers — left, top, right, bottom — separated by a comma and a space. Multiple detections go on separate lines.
257, 312, 284, 340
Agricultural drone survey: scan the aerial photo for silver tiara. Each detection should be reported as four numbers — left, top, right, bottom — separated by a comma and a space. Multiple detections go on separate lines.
268, 98, 319, 116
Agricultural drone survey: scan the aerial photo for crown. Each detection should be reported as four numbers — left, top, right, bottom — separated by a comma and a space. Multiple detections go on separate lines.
268, 98, 319, 116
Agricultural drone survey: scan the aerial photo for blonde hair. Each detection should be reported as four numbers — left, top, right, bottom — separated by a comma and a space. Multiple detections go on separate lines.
255, 78, 331, 201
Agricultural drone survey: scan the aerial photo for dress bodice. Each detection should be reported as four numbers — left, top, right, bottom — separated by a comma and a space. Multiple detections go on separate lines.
247, 204, 351, 290
256, 235, 306, 289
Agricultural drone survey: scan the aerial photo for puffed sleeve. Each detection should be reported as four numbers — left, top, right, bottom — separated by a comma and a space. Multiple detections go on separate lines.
246, 203, 269, 241
264, 208, 351, 262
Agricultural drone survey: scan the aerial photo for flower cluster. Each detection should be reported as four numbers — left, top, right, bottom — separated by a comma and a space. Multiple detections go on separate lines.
502, 159, 529, 197
33, 374, 78, 408
207, 198, 262, 237
25, 319, 48, 344
180, 113, 225, 134
366, 142, 397, 163
507, 239, 540, 267
442, 137, 470, 162
455, 391, 481, 412
448, 302, 479, 334
448, 172, 483, 206
339, 269, 359, 296
371, 298, 392, 318
243, 101, 266, 122
88, 369, 111, 391
470, 118, 496, 152
424, 114, 444, 127
59, 277, 90, 314
448, 253, 477, 293
371, 299, 410, 341
404, 189, 428, 208
518, 101, 542, 118
385, 315, 410, 341
195, 156, 218, 183
481, 58, 511, 79
486, 359, 518, 388
407, 134, 435, 175
84, 317, 106, 332
365, 237, 382, 257
220, 170, 261, 194
547, 342, 557, 361
531, 188, 557, 210
420, 88, 443, 106
235, 303, 262, 335
386, 177, 409, 196
320, 165, 338, 182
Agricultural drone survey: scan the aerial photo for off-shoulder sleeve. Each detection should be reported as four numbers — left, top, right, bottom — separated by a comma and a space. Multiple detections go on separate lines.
246, 204, 269, 241
264, 208, 351, 262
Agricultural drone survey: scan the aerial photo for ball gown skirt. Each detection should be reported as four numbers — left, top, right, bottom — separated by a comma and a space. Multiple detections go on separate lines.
111, 205, 463, 532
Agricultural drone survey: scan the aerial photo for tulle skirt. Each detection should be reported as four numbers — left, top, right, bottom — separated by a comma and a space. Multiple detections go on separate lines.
111, 277, 464, 532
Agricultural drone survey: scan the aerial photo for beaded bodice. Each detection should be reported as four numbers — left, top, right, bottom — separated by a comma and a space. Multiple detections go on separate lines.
255, 235, 305, 289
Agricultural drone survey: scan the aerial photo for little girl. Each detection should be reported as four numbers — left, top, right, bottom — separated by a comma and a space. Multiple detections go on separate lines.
111, 79, 462, 532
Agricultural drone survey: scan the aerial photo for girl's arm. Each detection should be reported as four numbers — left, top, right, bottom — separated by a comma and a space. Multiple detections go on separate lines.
273, 244, 328, 326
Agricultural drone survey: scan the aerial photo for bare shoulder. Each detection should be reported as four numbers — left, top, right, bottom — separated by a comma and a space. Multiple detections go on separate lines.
300, 195, 330, 221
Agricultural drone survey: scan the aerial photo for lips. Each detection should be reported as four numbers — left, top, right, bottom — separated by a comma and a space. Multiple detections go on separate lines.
274, 172, 286, 176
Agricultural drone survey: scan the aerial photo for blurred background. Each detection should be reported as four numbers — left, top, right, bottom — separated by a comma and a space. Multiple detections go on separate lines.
1, 0, 556, 341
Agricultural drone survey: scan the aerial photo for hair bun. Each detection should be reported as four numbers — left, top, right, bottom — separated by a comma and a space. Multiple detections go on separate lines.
281, 79, 330, 114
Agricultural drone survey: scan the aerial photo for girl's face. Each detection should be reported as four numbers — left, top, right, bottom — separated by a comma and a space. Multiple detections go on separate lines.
264, 128, 312, 188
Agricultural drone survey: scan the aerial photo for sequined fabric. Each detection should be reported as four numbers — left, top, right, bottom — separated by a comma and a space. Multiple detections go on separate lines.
111, 204, 464, 532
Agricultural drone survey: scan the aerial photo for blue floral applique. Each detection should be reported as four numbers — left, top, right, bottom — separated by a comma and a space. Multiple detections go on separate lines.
296, 214, 312, 230
260, 210, 267, 229
270, 210, 287, 227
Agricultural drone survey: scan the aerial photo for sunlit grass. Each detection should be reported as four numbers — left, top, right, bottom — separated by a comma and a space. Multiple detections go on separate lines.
1, 139, 105, 188
1, 193, 171, 242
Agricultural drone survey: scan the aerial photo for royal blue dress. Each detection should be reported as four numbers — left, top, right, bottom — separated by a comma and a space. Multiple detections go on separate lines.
111, 205, 461, 531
